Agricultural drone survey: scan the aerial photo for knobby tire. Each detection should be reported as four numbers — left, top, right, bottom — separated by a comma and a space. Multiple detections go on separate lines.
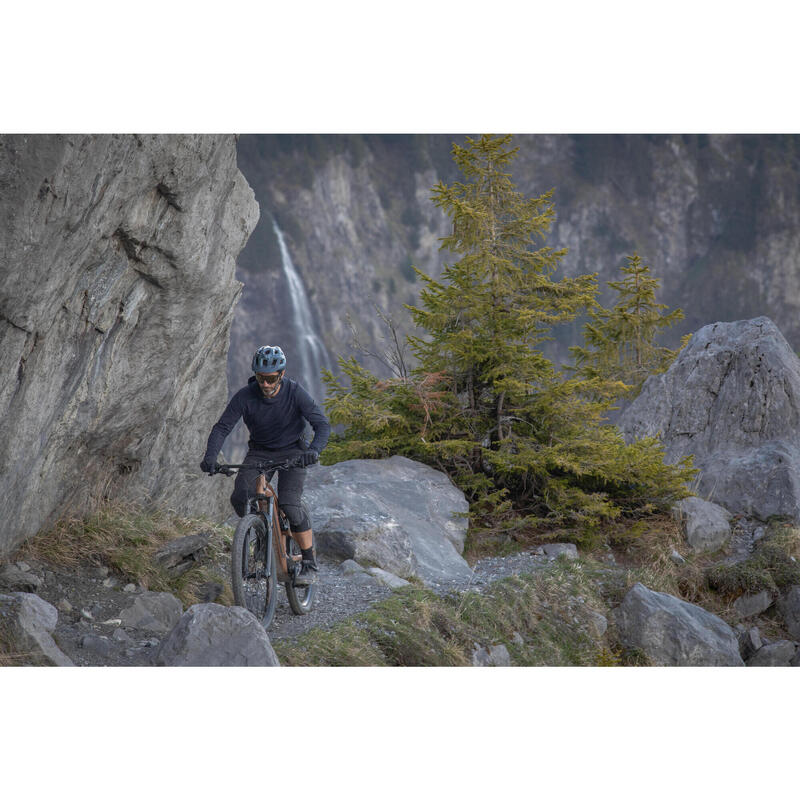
231, 513, 277, 628
284, 534, 316, 615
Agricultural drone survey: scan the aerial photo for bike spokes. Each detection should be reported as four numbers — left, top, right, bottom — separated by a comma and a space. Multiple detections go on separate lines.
231, 515, 277, 627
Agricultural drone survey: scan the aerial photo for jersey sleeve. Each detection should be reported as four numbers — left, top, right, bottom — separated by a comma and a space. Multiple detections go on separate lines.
203, 390, 246, 463
296, 385, 331, 453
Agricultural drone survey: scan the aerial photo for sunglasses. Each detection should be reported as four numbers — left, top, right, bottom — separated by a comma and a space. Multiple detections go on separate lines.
255, 372, 283, 385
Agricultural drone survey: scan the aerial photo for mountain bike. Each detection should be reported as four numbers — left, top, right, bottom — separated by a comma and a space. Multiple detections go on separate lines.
215, 456, 317, 629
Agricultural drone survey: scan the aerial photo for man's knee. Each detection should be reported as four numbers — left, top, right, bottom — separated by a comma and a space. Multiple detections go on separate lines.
281, 501, 311, 533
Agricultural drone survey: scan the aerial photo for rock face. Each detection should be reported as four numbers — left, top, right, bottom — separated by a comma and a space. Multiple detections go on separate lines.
0, 592, 74, 666
154, 603, 280, 666
612, 583, 744, 666
620, 318, 800, 522
304, 456, 473, 585
672, 497, 732, 552
0, 134, 259, 558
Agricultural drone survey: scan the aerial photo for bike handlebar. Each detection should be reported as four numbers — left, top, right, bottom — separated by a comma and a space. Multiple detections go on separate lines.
211, 455, 306, 476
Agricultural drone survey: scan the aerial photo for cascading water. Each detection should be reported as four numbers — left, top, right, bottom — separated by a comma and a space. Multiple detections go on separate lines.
272, 219, 332, 402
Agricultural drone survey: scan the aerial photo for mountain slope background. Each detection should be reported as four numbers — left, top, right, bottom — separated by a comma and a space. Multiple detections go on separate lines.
229, 134, 800, 460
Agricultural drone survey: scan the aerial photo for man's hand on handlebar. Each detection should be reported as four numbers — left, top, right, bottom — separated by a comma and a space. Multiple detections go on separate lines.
200, 459, 217, 474
300, 449, 319, 467
201, 459, 233, 475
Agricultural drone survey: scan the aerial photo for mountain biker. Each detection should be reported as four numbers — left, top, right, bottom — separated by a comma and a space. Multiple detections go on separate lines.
200, 345, 330, 585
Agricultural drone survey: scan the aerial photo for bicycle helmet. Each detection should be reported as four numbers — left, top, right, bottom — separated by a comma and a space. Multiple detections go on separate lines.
252, 345, 287, 373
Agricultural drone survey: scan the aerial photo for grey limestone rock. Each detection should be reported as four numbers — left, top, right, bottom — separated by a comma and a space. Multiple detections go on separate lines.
80, 633, 112, 658
586, 611, 609, 639
0, 592, 74, 666
619, 318, 800, 522
738, 627, 763, 660
305, 456, 473, 585
472, 643, 511, 667
119, 590, 183, 634
338, 559, 367, 576
670, 550, 687, 565
0, 134, 260, 558
112, 628, 134, 645
612, 583, 744, 666
365, 567, 411, 589
154, 603, 280, 666
0, 563, 43, 593
673, 497, 732, 552
153, 533, 212, 576
776, 585, 800, 639
746, 640, 797, 667
733, 590, 774, 619
542, 543, 579, 561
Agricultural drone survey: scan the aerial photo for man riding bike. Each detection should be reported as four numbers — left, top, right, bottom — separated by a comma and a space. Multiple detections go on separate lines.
200, 345, 330, 585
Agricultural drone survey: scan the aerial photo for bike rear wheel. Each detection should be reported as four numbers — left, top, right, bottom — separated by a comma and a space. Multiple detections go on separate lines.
231, 513, 277, 628
284, 535, 317, 615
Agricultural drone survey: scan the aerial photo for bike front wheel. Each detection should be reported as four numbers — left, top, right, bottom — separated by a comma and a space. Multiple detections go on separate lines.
284, 535, 317, 615
231, 513, 278, 628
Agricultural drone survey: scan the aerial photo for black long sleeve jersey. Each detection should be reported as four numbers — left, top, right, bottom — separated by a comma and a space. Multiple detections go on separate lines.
203, 376, 331, 464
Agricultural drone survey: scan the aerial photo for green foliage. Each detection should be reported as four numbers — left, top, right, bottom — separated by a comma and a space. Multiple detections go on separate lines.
570, 252, 690, 397
323, 135, 696, 533
706, 535, 800, 597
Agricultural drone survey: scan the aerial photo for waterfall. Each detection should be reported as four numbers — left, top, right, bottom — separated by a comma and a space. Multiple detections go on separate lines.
272, 220, 332, 402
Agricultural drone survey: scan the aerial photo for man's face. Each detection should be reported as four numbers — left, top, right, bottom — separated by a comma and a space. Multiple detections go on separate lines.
255, 370, 283, 396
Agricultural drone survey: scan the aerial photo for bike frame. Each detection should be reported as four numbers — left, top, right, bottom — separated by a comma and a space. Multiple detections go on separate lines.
251, 472, 301, 583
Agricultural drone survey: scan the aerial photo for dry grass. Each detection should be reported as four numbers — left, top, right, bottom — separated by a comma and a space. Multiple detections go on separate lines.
0, 651, 37, 667
17, 500, 234, 608
274, 559, 611, 667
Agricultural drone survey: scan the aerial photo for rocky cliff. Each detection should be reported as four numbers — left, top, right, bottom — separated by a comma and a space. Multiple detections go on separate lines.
0, 135, 259, 558
232, 134, 800, 445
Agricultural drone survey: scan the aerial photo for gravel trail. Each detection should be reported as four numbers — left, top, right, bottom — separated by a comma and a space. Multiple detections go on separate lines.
267, 549, 552, 641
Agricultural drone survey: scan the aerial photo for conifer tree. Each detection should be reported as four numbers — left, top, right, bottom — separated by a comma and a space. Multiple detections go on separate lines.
570, 252, 690, 396
323, 136, 695, 536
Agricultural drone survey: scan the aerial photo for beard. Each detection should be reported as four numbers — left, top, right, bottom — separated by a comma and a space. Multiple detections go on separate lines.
260, 378, 282, 398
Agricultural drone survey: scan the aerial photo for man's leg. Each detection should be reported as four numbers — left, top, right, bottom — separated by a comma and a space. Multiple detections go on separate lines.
277, 466, 317, 584
230, 451, 266, 517
291, 529, 313, 550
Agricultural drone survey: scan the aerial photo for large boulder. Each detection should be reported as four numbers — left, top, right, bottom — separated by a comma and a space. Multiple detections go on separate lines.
619, 317, 800, 522
304, 456, 473, 585
612, 583, 744, 666
672, 497, 732, 552
0, 135, 260, 558
0, 592, 74, 666
154, 603, 280, 666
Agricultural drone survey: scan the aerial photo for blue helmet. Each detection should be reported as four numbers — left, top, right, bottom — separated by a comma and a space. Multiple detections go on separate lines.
252, 345, 287, 373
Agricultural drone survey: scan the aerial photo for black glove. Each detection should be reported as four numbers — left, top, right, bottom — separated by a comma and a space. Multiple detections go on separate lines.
200, 459, 218, 474
300, 450, 319, 467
